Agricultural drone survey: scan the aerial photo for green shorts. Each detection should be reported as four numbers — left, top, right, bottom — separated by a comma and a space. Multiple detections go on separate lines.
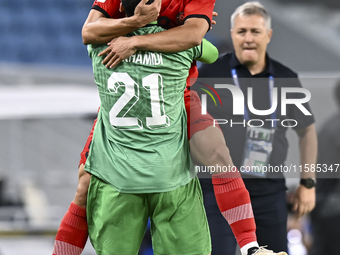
87, 175, 211, 255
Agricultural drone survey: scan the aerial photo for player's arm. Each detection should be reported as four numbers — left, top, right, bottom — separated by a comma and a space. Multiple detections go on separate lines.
125, 0, 216, 52
134, 18, 209, 52
101, 18, 209, 68
82, 0, 161, 45
297, 123, 317, 179
196, 38, 218, 64
82, 9, 141, 45
293, 123, 317, 217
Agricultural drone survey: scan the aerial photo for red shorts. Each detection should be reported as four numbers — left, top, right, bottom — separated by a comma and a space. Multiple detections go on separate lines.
185, 89, 217, 139
79, 118, 97, 166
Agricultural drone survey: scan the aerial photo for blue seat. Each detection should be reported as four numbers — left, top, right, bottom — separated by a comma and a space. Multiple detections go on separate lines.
0, 7, 11, 34
39, 8, 66, 37
50, 0, 77, 10
1, 0, 24, 9
0, 33, 24, 62
24, 0, 50, 9
1, 0, 95, 66
19, 33, 50, 63
19, 7, 43, 34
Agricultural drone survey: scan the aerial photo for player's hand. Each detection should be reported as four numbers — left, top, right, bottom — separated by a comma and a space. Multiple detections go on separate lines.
98, 36, 137, 68
292, 185, 316, 218
134, 0, 161, 27
211, 11, 218, 29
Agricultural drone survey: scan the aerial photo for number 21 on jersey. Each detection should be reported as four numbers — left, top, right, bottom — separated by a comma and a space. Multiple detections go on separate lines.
108, 72, 170, 130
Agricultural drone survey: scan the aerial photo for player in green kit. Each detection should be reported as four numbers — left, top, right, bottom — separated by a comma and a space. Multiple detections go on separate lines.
85, 0, 218, 254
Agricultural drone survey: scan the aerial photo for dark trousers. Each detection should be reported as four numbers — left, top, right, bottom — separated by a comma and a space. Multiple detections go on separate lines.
202, 185, 288, 254
310, 214, 340, 255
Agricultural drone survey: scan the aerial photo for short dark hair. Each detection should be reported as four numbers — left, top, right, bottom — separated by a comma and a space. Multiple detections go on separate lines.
122, 0, 154, 17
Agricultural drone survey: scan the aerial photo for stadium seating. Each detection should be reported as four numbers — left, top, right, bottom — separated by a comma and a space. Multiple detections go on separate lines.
0, 0, 93, 66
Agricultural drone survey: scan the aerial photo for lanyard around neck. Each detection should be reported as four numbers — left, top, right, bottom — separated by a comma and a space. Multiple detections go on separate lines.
231, 69, 277, 127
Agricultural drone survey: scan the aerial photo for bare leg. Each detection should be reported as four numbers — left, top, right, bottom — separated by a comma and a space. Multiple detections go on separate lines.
190, 126, 259, 253
73, 164, 91, 208
190, 126, 234, 172
52, 164, 89, 255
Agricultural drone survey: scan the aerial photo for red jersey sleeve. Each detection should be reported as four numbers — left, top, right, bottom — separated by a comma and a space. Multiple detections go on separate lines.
92, 0, 125, 19
183, 0, 215, 29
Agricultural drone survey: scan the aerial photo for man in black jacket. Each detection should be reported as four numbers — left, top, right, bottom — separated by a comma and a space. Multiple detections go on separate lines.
195, 2, 317, 254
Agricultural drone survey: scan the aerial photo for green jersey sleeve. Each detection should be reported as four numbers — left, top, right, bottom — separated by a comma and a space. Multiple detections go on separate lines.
87, 44, 94, 58
87, 44, 107, 59
196, 38, 219, 64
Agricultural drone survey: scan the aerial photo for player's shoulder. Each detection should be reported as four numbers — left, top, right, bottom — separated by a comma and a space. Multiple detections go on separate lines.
269, 57, 298, 78
133, 24, 165, 36
87, 44, 106, 57
183, 0, 215, 5
92, 0, 124, 19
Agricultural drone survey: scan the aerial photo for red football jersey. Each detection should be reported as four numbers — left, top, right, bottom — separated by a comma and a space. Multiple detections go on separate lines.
90, 0, 215, 86
92, 0, 215, 29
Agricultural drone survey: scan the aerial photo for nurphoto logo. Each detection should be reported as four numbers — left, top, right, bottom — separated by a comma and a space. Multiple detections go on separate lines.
199, 83, 312, 128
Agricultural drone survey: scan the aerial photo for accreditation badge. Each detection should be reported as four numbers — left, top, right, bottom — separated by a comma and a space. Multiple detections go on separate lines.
240, 127, 275, 177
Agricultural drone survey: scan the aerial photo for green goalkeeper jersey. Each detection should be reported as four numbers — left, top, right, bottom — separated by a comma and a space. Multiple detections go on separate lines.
85, 24, 217, 193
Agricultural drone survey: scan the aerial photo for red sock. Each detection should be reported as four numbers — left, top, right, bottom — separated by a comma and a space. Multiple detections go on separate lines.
52, 202, 88, 255
212, 171, 257, 248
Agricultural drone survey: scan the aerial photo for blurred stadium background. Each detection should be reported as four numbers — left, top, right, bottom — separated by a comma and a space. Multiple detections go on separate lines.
0, 0, 339, 254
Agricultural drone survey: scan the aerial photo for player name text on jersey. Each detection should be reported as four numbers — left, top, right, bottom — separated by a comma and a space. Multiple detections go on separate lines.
123, 51, 163, 66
